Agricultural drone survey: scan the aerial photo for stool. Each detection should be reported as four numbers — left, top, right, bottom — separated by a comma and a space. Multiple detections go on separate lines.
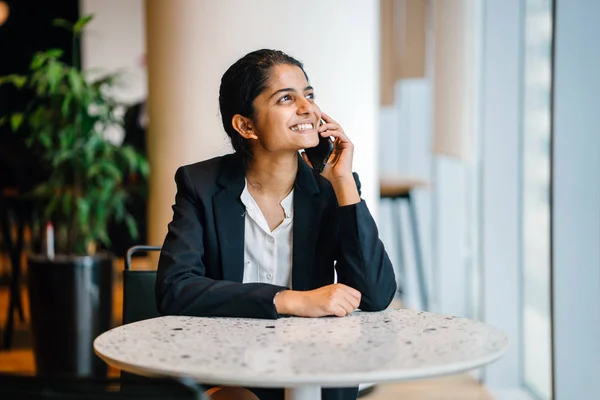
379, 177, 429, 310
0, 188, 30, 349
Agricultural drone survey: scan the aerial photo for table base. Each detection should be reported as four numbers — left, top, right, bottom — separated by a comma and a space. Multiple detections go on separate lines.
285, 385, 321, 400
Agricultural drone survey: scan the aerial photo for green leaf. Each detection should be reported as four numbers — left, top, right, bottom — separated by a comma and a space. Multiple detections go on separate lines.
39, 129, 52, 149
30, 52, 47, 70
112, 194, 126, 222
73, 15, 94, 35
10, 113, 24, 131
61, 93, 73, 117
29, 107, 46, 130
96, 227, 110, 247
138, 156, 150, 178
102, 161, 122, 181
120, 146, 139, 171
45, 195, 60, 219
45, 49, 64, 60
47, 62, 63, 94
53, 148, 75, 167
31, 68, 49, 96
0, 116, 6, 127
124, 213, 139, 240
13, 75, 27, 89
62, 191, 73, 216
0, 74, 27, 88
68, 69, 84, 99
77, 197, 91, 229
52, 18, 74, 31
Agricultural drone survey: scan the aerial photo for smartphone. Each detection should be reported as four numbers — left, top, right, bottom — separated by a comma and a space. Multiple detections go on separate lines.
304, 120, 334, 173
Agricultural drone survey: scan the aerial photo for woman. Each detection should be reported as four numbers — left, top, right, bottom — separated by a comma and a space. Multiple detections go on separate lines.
156, 49, 397, 400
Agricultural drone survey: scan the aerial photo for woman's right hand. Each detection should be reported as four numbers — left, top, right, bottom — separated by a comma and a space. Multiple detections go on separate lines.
275, 284, 361, 317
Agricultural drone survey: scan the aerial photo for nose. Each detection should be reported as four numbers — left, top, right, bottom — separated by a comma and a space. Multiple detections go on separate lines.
296, 96, 314, 115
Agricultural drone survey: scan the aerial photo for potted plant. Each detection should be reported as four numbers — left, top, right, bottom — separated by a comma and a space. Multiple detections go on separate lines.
0, 15, 148, 377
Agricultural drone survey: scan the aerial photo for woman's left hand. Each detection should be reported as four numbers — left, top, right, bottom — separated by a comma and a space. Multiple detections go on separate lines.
302, 112, 354, 183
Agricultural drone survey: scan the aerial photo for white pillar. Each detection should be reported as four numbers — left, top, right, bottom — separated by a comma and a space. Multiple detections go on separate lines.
145, 0, 381, 246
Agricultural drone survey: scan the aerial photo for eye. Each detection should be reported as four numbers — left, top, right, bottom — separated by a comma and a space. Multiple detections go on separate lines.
278, 94, 292, 103
306, 92, 315, 100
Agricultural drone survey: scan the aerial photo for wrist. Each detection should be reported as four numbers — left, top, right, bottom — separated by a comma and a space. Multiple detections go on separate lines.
330, 176, 360, 206
274, 290, 304, 315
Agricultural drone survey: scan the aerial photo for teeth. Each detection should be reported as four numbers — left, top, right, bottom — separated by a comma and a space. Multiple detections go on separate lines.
291, 123, 314, 131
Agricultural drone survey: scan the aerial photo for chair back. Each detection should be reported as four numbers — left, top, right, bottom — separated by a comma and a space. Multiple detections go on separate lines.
122, 245, 162, 325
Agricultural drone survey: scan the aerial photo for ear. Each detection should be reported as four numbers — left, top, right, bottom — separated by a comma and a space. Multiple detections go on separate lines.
231, 114, 259, 140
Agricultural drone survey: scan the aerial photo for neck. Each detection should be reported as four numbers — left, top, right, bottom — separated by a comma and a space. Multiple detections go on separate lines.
245, 151, 298, 197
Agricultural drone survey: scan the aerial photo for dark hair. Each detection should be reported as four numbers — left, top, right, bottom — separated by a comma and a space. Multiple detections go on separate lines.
219, 49, 309, 162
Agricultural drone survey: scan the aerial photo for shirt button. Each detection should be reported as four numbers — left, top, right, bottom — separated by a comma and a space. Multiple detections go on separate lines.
268, 237, 274, 243
267, 273, 273, 280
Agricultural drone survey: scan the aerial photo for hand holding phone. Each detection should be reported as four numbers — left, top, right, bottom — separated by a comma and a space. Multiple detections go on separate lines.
303, 119, 335, 173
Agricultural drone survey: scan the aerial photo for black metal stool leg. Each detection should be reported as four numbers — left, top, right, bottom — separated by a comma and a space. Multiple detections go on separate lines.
407, 192, 429, 310
0, 206, 14, 349
0, 206, 26, 349
14, 214, 25, 322
390, 197, 406, 296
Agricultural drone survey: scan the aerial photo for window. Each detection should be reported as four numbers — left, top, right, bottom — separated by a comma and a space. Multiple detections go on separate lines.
521, 0, 553, 398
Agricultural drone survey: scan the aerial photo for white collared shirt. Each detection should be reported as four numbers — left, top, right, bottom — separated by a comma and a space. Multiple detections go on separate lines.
240, 181, 294, 288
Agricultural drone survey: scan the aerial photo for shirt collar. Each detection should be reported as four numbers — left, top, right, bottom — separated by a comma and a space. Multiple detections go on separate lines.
241, 180, 294, 219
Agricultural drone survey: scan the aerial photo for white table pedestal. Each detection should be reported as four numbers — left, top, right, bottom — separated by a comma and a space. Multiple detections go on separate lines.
285, 386, 321, 400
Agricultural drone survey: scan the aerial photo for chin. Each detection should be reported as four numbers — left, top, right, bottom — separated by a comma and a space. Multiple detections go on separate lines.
304, 133, 320, 148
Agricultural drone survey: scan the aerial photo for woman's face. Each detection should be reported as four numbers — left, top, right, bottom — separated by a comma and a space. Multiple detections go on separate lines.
250, 64, 322, 154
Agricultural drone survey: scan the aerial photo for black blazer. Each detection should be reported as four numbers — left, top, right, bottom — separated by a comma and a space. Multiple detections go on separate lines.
156, 153, 397, 400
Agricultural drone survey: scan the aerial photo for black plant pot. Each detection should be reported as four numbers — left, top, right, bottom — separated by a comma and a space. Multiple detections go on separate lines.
27, 253, 114, 378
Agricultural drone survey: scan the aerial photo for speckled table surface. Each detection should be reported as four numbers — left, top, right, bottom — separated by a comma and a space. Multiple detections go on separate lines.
94, 308, 508, 389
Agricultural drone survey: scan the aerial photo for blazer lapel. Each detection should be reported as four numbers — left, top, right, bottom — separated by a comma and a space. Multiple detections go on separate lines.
212, 154, 322, 289
213, 155, 246, 283
292, 157, 321, 291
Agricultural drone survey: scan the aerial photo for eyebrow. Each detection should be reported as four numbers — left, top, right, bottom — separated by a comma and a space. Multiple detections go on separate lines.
269, 85, 314, 100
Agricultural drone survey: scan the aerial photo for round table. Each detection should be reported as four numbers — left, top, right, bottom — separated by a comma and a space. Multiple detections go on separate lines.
94, 308, 509, 400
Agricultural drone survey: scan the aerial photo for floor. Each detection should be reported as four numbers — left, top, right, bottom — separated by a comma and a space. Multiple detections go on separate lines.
0, 255, 494, 399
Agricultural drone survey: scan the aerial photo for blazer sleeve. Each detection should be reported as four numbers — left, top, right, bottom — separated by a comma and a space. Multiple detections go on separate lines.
155, 167, 287, 319
333, 173, 397, 311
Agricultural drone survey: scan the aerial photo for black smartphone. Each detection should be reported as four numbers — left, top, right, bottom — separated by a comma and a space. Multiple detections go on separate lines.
304, 120, 334, 173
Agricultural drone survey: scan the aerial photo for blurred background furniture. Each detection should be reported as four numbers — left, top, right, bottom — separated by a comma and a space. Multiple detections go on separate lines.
0, 373, 206, 399
122, 245, 161, 326
379, 176, 429, 310
0, 188, 29, 350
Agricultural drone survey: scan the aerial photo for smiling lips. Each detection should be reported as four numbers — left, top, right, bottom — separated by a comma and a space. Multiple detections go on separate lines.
290, 123, 315, 132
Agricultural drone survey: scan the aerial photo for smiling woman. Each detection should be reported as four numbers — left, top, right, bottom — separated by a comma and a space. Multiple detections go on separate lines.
155, 49, 397, 400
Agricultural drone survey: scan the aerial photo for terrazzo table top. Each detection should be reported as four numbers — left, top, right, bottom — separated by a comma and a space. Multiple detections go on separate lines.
94, 308, 509, 388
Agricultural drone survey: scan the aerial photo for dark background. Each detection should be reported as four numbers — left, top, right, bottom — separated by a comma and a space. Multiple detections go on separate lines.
0, 0, 79, 190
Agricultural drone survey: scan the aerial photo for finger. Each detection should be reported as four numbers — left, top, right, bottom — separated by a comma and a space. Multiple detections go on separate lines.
321, 112, 338, 125
333, 305, 346, 317
339, 296, 358, 314
300, 151, 313, 168
337, 284, 362, 301
320, 127, 352, 145
345, 291, 361, 310
317, 123, 339, 133
334, 304, 349, 317
339, 289, 360, 310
